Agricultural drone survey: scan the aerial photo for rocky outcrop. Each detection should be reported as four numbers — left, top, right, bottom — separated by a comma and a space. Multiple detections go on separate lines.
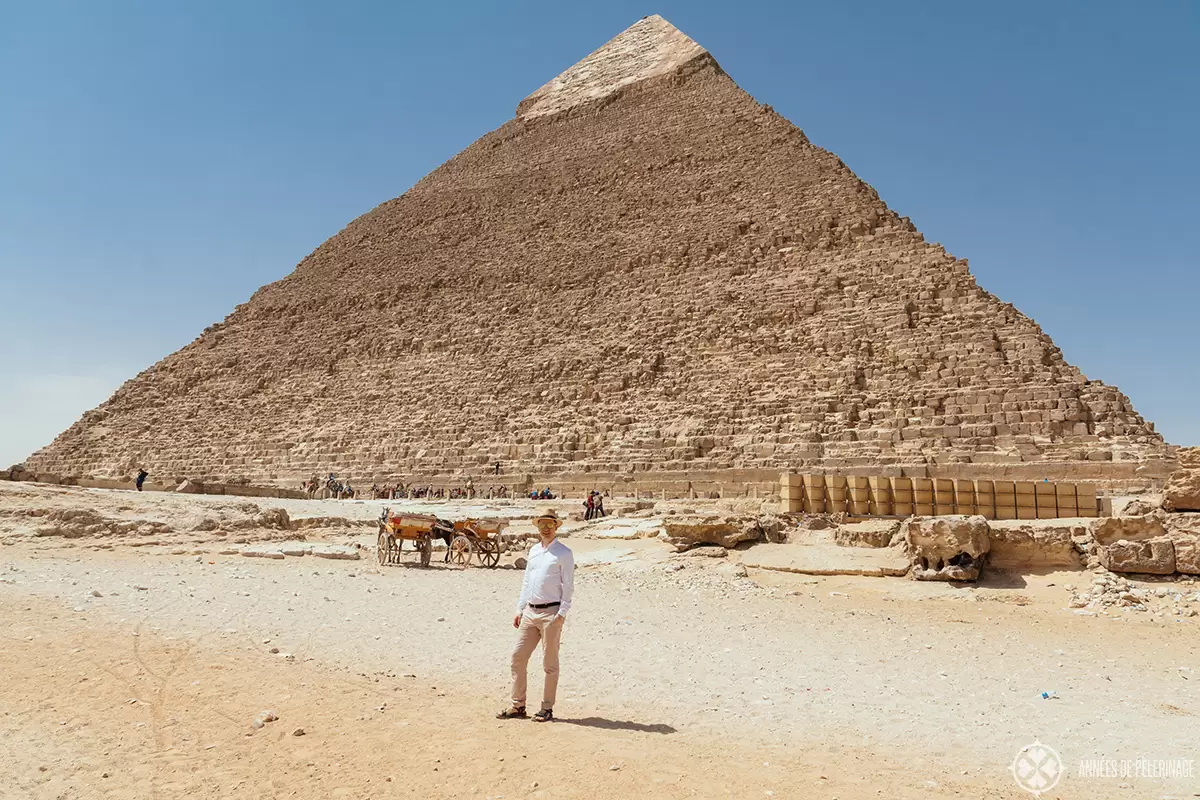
1162, 469, 1200, 512
835, 520, 900, 549
758, 515, 787, 544
32, 508, 173, 540
176, 479, 203, 494
659, 515, 767, 552
256, 507, 291, 530
1092, 511, 1179, 574
1172, 535, 1200, 575
1090, 514, 1167, 545
1164, 513, 1200, 575
1119, 498, 1156, 517
987, 522, 1082, 569
905, 515, 990, 581
1097, 538, 1176, 575
5, 465, 33, 482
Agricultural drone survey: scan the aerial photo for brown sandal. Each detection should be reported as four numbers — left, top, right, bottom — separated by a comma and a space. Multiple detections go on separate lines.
532, 709, 553, 722
496, 705, 527, 719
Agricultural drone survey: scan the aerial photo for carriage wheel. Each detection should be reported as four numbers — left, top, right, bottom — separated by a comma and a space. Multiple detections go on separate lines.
479, 539, 501, 569
419, 535, 432, 568
449, 535, 474, 567
376, 530, 389, 566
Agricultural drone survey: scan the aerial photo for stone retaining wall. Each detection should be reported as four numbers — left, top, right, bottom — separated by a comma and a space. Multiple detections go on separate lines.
781, 472, 1113, 519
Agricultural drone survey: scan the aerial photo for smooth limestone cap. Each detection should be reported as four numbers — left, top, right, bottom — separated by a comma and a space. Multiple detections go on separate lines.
517, 15, 709, 119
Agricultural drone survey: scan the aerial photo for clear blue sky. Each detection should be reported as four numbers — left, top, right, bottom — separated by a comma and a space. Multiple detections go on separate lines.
2, 0, 1197, 466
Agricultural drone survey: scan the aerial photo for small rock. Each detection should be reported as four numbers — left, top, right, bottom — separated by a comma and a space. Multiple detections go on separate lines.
90, 589, 102, 598
609, 764, 621, 771
514, 557, 528, 569
292, 728, 306, 737
252, 711, 279, 729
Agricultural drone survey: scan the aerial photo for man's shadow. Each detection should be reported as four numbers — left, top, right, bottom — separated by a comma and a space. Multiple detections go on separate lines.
555, 717, 677, 734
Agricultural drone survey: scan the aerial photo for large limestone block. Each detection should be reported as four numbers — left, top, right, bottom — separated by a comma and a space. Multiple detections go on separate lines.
1172, 535, 1200, 574
659, 516, 762, 552
987, 522, 1082, 569
905, 515, 990, 581
176, 479, 203, 494
1097, 538, 1175, 575
1090, 514, 1166, 546
834, 520, 900, 549
1164, 513, 1200, 574
1162, 469, 1200, 512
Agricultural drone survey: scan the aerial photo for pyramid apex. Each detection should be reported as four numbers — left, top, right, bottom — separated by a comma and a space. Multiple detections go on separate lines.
518, 15, 710, 119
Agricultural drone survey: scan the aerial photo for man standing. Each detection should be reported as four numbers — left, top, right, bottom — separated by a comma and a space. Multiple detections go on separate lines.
135, 469, 148, 492
498, 509, 574, 723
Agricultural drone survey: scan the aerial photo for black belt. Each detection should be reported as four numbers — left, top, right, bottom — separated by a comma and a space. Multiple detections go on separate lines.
528, 602, 560, 610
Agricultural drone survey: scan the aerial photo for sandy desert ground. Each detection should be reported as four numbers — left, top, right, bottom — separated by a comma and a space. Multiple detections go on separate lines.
1, 481, 1198, 799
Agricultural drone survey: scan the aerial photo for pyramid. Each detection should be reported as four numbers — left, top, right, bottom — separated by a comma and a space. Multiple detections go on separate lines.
24, 15, 1170, 489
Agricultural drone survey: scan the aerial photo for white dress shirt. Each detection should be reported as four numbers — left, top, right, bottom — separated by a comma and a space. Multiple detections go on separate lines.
516, 538, 575, 617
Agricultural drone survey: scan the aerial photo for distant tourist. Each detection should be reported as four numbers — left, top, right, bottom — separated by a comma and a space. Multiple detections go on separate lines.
135, 469, 148, 492
594, 492, 606, 518
584, 492, 595, 520
497, 509, 574, 723
494, 462, 502, 475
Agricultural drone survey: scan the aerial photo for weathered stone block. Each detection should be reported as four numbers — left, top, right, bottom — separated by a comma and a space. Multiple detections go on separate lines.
1097, 538, 1175, 575
987, 522, 1082, 569
1091, 514, 1167, 545
1162, 469, 1200, 512
660, 516, 762, 552
905, 515, 990, 581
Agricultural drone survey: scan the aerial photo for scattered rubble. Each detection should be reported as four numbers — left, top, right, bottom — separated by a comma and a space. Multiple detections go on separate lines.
1067, 572, 1199, 616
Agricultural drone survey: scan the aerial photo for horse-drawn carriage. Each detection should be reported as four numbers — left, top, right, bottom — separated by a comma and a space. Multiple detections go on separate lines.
376, 508, 508, 569
447, 518, 508, 568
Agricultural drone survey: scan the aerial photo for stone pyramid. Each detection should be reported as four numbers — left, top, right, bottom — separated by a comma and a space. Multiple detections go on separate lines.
25, 15, 1170, 489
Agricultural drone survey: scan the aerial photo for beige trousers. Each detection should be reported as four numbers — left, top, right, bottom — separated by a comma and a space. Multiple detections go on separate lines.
510, 607, 565, 711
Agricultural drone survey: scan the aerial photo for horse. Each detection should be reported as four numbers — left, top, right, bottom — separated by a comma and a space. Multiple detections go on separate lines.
379, 507, 455, 563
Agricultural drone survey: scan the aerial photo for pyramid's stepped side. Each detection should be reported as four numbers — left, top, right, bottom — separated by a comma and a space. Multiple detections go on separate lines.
24, 17, 1170, 487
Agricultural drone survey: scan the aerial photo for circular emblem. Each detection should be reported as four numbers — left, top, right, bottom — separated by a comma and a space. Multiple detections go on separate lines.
1011, 740, 1063, 795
